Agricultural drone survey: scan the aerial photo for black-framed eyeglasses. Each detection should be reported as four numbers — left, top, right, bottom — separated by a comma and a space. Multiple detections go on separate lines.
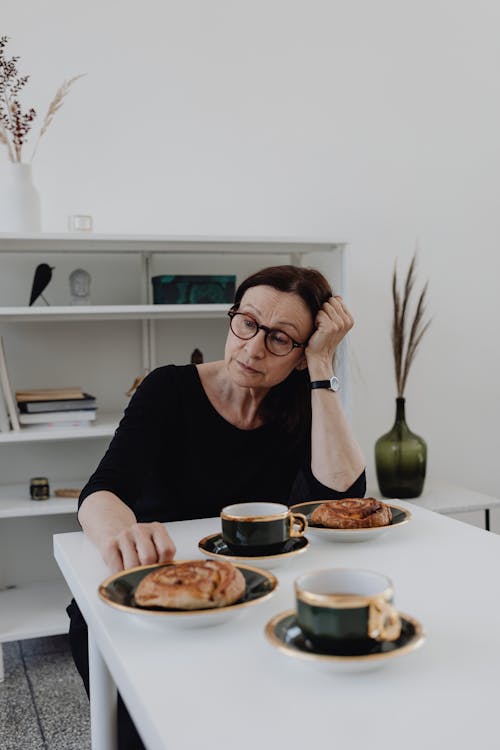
227, 311, 306, 357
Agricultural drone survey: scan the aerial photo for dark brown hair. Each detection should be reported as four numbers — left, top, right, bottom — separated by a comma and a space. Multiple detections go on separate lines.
232, 265, 333, 437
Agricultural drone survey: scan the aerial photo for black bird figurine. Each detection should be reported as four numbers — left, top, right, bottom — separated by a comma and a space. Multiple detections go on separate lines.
29, 263, 55, 306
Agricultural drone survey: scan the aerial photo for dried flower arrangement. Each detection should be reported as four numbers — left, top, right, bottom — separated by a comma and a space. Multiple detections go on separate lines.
0, 36, 84, 162
391, 252, 431, 397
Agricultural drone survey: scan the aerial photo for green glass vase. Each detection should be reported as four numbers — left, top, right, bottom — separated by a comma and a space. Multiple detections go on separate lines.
375, 397, 427, 498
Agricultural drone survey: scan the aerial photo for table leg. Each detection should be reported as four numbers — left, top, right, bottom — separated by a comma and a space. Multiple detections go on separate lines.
88, 630, 117, 750
485, 509, 490, 531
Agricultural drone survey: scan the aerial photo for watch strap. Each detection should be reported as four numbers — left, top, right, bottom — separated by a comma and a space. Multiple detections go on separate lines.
310, 380, 331, 389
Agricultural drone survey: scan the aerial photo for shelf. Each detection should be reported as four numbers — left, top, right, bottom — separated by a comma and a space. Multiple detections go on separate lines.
0, 579, 73, 642
0, 482, 81, 518
0, 303, 231, 322
0, 413, 119, 443
0, 233, 346, 255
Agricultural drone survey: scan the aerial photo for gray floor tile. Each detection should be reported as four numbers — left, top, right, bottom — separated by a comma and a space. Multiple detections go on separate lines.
2, 640, 21, 671
20, 634, 71, 658
0, 641, 44, 750
25, 650, 91, 750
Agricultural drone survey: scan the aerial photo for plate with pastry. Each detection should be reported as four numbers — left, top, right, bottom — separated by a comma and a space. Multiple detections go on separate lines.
98, 558, 278, 628
289, 498, 411, 542
198, 532, 310, 570
264, 609, 425, 673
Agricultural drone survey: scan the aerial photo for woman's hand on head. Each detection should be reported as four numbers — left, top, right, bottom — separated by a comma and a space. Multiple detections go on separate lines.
101, 521, 176, 574
305, 296, 354, 369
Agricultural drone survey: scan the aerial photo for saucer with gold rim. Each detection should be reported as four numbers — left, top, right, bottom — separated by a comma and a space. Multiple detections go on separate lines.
98, 560, 278, 628
265, 609, 425, 673
289, 501, 411, 543
198, 532, 309, 570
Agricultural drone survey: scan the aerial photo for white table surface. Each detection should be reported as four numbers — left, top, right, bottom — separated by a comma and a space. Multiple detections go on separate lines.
54, 503, 500, 750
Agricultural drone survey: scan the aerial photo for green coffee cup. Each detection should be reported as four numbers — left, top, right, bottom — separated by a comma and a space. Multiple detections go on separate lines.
221, 502, 307, 554
295, 568, 401, 654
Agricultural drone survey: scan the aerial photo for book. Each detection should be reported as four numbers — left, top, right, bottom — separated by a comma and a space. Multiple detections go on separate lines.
0, 336, 20, 430
17, 393, 96, 413
0, 380, 10, 432
15, 387, 85, 402
19, 419, 95, 431
19, 409, 97, 425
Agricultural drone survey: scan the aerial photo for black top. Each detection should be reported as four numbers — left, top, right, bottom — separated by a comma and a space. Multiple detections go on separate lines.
79, 365, 366, 522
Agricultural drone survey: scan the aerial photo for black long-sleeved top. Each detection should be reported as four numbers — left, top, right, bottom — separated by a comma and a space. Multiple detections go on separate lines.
79, 365, 365, 522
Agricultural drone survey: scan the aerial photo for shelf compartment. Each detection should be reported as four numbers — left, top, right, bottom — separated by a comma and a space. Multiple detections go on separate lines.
0, 483, 81, 518
0, 412, 119, 443
0, 579, 73, 642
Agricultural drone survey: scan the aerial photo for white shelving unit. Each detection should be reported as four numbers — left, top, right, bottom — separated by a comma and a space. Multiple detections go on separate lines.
0, 232, 347, 680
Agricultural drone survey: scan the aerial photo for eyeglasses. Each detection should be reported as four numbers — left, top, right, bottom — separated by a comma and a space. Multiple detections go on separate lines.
228, 311, 306, 356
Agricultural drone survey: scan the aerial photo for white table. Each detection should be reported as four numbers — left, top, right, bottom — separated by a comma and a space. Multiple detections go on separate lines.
368, 479, 500, 530
54, 504, 500, 750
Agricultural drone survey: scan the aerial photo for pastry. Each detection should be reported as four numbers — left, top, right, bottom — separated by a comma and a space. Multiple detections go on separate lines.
134, 559, 246, 610
309, 498, 392, 529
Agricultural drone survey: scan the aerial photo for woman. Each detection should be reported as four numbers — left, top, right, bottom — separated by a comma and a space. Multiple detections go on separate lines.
69, 264, 366, 748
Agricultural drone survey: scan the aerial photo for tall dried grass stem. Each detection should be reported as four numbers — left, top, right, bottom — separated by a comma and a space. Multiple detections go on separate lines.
0, 126, 15, 161
30, 74, 85, 161
391, 252, 431, 397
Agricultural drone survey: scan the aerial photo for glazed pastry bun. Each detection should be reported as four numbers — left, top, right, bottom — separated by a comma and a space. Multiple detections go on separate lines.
310, 498, 392, 529
134, 559, 246, 610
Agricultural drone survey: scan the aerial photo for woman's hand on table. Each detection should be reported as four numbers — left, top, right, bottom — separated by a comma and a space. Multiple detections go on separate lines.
78, 491, 177, 574
101, 522, 176, 574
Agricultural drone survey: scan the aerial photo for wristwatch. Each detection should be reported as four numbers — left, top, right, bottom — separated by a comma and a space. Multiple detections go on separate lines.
310, 375, 340, 392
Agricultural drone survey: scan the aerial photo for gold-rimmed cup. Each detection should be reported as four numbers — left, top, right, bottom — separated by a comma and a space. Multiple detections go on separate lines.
295, 568, 401, 654
221, 502, 307, 554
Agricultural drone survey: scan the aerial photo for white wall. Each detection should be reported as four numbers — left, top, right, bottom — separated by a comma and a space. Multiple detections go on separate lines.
3, 1, 500, 508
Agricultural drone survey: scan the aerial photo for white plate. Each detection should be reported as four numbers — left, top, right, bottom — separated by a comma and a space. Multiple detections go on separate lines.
289, 501, 411, 543
98, 560, 278, 628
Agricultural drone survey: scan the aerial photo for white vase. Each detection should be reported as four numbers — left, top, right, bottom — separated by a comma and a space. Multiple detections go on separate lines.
0, 162, 41, 233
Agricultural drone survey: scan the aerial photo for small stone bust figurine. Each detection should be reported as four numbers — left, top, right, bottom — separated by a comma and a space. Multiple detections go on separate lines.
69, 268, 91, 305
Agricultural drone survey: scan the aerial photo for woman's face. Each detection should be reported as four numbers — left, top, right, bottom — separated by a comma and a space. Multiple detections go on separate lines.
224, 285, 314, 391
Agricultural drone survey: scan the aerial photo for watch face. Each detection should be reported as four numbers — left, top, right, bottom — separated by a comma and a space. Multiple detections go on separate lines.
330, 376, 340, 392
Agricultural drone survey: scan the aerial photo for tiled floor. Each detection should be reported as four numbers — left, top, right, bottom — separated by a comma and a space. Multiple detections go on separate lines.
0, 635, 90, 749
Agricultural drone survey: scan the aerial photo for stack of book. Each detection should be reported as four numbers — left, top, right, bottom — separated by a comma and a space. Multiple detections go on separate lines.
0, 334, 98, 433
16, 387, 97, 429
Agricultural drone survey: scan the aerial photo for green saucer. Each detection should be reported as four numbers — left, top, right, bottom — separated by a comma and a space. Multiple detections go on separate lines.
99, 560, 277, 617
265, 610, 425, 671
199, 532, 309, 559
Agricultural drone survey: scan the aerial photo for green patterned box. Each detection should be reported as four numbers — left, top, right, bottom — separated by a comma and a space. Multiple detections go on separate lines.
151, 275, 236, 304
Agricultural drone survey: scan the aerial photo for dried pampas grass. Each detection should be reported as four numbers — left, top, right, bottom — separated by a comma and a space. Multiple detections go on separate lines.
392, 252, 431, 397
0, 36, 85, 162
0, 127, 15, 161
30, 74, 86, 160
